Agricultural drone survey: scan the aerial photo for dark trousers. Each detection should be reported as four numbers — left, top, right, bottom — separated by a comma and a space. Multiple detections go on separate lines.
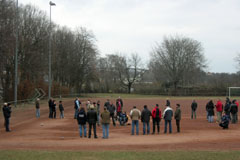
176, 120, 180, 132
110, 113, 116, 126
88, 123, 97, 138
4, 117, 10, 131
152, 118, 160, 133
49, 107, 53, 118
52, 110, 56, 118
164, 120, 172, 133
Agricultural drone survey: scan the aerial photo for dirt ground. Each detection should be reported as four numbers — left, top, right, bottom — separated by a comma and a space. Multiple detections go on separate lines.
0, 97, 240, 151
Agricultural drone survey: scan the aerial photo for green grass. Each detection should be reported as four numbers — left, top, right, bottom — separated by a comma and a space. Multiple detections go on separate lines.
0, 150, 240, 160
79, 93, 236, 100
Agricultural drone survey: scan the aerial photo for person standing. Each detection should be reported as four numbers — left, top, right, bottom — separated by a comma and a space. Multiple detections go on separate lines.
74, 98, 81, 119
191, 100, 197, 119
215, 99, 223, 123
230, 100, 238, 124
206, 100, 214, 123
130, 106, 141, 135
52, 100, 56, 119
141, 105, 152, 135
174, 104, 181, 133
59, 101, 64, 119
151, 104, 161, 134
35, 98, 40, 118
106, 101, 116, 126
77, 107, 87, 137
163, 105, 173, 134
87, 105, 98, 138
224, 98, 231, 116
116, 97, 123, 117
2, 103, 12, 132
48, 98, 53, 118
101, 107, 110, 139
97, 100, 101, 126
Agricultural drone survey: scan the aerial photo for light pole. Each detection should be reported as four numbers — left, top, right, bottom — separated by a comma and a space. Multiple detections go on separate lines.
14, 0, 19, 107
48, 1, 56, 100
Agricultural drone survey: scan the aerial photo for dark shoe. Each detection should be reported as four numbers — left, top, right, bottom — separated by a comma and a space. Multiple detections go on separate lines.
152, 132, 155, 134
94, 136, 98, 139
88, 136, 91, 138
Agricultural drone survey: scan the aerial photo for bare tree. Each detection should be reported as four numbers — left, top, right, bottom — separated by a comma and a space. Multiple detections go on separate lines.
149, 35, 207, 93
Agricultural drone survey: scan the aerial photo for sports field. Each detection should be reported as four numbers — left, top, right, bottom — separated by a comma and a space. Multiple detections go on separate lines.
0, 95, 240, 159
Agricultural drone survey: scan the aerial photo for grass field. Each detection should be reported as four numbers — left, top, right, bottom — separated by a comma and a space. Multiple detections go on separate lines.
0, 150, 240, 160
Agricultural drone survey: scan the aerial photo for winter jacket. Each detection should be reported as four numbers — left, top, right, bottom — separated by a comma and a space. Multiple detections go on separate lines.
87, 109, 98, 124
191, 102, 197, 111
2, 105, 11, 118
59, 104, 64, 112
74, 100, 81, 110
130, 108, 141, 120
151, 106, 162, 119
116, 99, 123, 112
107, 104, 115, 115
77, 109, 87, 125
141, 108, 151, 122
101, 110, 110, 124
174, 107, 181, 120
206, 101, 214, 116
230, 103, 238, 114
216, 100, 223, 112
35, 101, 40, 109
163, 107, 173, 121
224, 102, 231, 115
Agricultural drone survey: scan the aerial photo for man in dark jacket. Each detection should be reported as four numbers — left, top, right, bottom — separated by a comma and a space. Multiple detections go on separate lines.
191, 100, 197, 119
163, 105, 173, 133
74, 98, 81, 119
224, 98, 231, 116
151, 104, 161, 134
206, 100, 214, 123
106, 101, 116, 126
77, 107, 87, 137
141, 105, 151, 135
230, 100, 238, 124
174, 104, 181, 133
87, 105, 98, 138
2, 103, 11, 132
48, 98, 53, 118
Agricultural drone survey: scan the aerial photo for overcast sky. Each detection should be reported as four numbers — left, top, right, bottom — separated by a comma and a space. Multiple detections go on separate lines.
19, 0, 240, 73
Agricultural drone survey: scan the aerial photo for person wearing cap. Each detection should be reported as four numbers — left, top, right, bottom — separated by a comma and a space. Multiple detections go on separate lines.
151, 104, 161, 134
2, 103, 12, 132
174, 104, 181, 133
87, 104, 98, 138
101, 107, 110, 139
130, 106, 141, 135
163, 104, 173, 133
35, 98, 40, 118
141, 105, 152, 135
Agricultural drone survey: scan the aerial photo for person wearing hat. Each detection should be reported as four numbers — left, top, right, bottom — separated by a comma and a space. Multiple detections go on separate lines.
2, 103, 12, 132
87, 104, 98, 138
35, 98, 40, 118
174, 104, 181, 133
101, 106, 110, 139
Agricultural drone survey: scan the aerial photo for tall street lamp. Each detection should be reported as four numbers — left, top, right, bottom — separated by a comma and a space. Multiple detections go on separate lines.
14, 0, 19, 107
48, 1, 56, 100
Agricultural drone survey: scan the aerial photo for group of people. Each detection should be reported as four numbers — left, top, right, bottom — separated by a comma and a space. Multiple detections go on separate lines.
129, 102, 181, 135
47, 98, 64, 119
74, 97, 124, 139
190, 98, 239, 129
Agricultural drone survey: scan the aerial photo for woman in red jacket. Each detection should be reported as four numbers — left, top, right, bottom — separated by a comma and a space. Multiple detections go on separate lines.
215, 99, 223, 123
